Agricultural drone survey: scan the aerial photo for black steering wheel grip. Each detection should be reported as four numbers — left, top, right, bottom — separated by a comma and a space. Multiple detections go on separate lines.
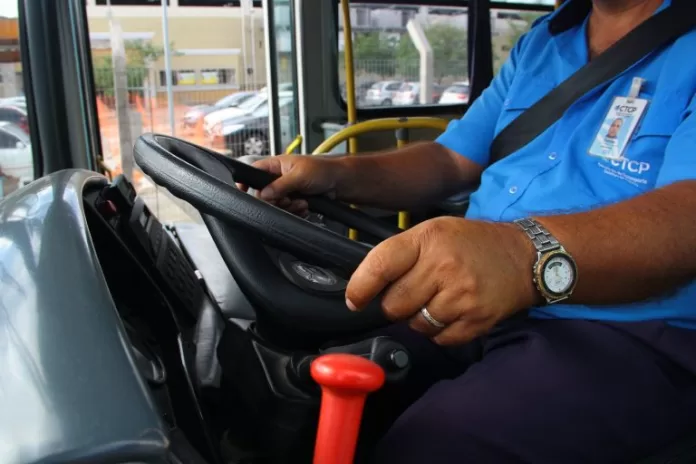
133, 133, 376, 273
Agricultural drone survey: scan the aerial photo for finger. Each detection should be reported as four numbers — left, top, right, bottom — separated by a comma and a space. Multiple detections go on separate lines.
407, 290, 460, 339
277, 197, 292, 209
380, 265, 437, 322
251, 157, 283, 175
431, 318, 493, 346
286, 199, 309, 216
255, 157, 303, 201
346, 234, 420, 311
236, 183, 249, 192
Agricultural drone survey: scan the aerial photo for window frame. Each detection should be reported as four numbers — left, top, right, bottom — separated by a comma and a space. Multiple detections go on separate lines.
94, 0, 171, 5
332, 0, 554, 119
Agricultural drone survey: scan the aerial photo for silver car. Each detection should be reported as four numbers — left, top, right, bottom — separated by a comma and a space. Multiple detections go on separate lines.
364, 80, 403, 106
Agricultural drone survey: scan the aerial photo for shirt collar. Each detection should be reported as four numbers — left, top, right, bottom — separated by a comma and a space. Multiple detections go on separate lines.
548, 0, 672, 36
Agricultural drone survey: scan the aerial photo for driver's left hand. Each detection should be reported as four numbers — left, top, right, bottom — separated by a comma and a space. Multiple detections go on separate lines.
345, 217, 539, 345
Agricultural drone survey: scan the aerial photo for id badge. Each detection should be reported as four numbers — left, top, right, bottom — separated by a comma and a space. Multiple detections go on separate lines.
588, 78, 649, 161
588, 96, 648, 161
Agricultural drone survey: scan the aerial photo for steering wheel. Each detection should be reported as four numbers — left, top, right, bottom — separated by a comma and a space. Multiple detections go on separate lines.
133, 134, 400, 347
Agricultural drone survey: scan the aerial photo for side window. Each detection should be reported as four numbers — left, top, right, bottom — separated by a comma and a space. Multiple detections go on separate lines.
85, 0, 268, 222
338, 3, 469, 108
490, 3, 554, 74
0, 16, 34, 199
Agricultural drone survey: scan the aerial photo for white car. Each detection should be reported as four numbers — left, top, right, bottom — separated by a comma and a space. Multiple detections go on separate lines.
0, 96, 26, 107
438, 82, 471, 105
0, 121, 33, 197
203, 91, 293, 136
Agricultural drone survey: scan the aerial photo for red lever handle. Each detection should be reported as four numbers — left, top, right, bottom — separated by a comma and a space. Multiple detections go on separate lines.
311, 353, 386, 464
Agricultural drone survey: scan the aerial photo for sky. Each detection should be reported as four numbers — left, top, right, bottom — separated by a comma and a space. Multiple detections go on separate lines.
0, 0, 18, 18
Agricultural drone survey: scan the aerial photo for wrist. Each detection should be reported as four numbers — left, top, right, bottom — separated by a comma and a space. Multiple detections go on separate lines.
331, 155, 359, 201
498, 222, 543, 309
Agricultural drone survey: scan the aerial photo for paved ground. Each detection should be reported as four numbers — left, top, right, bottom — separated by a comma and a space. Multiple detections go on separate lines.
136, 175, 202, 225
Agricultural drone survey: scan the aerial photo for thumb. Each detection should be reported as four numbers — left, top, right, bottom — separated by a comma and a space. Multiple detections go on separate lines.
259, 169, 301, 201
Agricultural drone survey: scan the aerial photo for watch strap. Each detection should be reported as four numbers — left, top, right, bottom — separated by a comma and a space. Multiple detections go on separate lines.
513, 218, 560, 253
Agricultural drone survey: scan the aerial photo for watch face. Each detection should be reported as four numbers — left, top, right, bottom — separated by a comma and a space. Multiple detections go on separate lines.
542, 255, 575, 295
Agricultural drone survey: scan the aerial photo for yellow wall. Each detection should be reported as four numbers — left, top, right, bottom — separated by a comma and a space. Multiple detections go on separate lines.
87, 15, 266, 86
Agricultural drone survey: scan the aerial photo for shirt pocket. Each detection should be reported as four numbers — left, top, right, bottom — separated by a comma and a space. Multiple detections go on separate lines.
495, 74, 556, 136
616, 99, 683, 189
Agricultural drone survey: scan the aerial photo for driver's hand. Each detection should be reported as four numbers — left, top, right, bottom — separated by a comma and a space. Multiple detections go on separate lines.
239, 155, 343, 217
345, 217, 540, 346
1, 173, 20, 198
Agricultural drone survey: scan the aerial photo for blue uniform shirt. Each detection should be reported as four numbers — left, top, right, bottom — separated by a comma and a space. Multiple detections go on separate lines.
436, 0, 696, 328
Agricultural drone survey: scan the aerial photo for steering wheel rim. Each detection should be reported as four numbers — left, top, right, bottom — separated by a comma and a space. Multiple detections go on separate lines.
133, 133, 392, 345
134, 133, 378, 272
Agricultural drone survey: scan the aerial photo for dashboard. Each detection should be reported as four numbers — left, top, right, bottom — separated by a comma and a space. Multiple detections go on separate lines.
81, 174, 223, 463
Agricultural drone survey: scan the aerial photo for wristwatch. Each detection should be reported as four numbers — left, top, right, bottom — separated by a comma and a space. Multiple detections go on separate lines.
513, 217, 577, 304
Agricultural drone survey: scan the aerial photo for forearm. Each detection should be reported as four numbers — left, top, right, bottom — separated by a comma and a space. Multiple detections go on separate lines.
332, 141, 483, 211
518, 181, 696, 305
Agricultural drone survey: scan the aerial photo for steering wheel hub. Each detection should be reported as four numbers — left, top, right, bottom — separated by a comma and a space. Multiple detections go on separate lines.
133, 134, 395, 347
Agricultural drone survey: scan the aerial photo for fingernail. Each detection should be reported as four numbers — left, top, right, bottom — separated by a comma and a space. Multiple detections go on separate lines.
346, 298, 358, 311
260, 187, 274, 200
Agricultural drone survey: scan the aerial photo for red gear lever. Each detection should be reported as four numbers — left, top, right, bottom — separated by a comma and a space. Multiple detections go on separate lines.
311, 353, 386, 464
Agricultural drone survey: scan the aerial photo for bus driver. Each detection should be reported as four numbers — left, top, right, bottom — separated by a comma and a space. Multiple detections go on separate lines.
246, 0, 696, 462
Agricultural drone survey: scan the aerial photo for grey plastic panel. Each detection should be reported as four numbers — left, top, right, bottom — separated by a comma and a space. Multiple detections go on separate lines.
0, 170, 168, 463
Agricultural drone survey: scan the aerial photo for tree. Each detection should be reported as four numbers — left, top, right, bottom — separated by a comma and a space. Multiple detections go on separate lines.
494, 12, 545, 72
343, 32, 397, 76
93, 40, 175, 97
395, 23, 467, 82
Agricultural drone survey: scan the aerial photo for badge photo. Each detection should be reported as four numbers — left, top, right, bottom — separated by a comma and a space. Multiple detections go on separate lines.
588, 95, 648, 161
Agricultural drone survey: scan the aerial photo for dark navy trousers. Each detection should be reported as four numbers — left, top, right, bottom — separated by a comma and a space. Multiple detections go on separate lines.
358, 317, 696, 464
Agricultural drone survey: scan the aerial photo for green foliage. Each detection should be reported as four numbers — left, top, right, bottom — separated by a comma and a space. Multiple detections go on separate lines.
92, 40, 175, 96
342, 24, 467, 80
494, 12, 545, 73
394, 23, 467, 81
341, 32, 397, 75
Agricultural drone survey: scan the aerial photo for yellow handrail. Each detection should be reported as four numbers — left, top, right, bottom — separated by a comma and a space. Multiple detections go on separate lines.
284, 134, 303, 154
340, 0, 359, 240
395, 128, 410, 229
312, 116, 450, 232
312, 117, 450, 155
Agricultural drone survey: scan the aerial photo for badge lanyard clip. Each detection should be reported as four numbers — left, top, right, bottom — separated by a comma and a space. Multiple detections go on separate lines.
627, 77, 644, 103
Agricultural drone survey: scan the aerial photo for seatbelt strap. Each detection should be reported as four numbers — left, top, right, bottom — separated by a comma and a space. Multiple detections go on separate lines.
488, 0, 696, 164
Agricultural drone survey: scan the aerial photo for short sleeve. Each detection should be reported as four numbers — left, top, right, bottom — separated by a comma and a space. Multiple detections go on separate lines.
655, 93, 696, 187
434, 35, 524, 166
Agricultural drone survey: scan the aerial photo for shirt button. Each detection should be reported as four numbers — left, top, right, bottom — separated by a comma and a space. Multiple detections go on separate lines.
549, 152, 557, 160
509, 186, 518, 194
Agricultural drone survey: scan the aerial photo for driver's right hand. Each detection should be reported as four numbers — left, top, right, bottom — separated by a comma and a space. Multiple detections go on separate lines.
240, 154, 344, 217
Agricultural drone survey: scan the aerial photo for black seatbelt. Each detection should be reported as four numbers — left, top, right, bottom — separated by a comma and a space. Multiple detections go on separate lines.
488, 0, 696, 164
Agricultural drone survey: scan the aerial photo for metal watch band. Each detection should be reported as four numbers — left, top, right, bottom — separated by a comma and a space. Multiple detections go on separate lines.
513, 218, 561, 253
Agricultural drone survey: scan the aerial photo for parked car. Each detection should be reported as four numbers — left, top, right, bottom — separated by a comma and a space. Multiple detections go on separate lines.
0, 96, 26, 107
393, 82, 446, 105
210, 95, 294, 158
340, 80, 377, 105
182, 91, 256, 129
364, 80, 403, 106
204, 91, 293, 136
257, 82, 294, 94
439, 82, 471, 104
0, 104, 30, 134
0, 121, 33, 198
